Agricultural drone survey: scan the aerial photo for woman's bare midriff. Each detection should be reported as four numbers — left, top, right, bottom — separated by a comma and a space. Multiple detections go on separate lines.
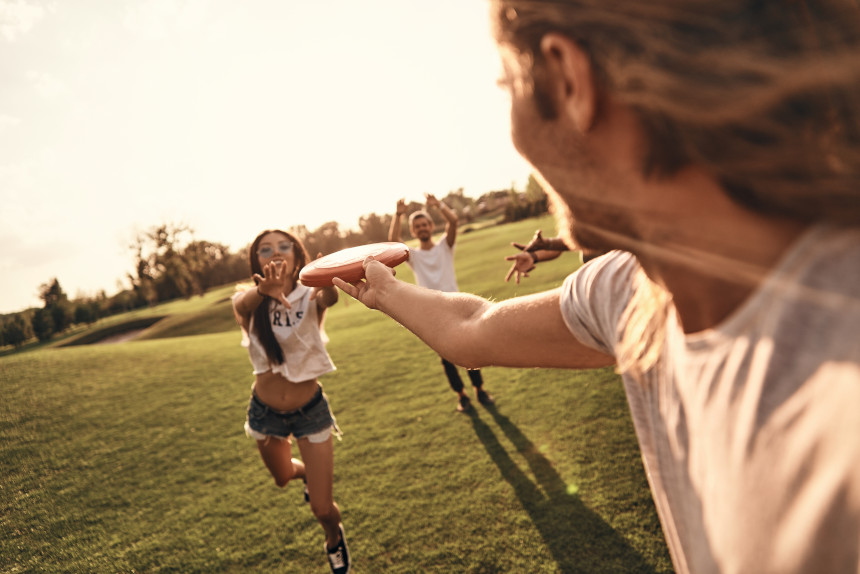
253, 371, 320, 412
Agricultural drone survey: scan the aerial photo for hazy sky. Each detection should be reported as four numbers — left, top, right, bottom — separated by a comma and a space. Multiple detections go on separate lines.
0, 0, 533, 313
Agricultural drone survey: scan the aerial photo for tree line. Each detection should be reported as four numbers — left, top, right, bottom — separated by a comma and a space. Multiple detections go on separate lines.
0, 179, 547, 349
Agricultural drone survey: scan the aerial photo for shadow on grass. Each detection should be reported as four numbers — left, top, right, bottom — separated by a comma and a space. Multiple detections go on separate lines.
468, 405, 660, 574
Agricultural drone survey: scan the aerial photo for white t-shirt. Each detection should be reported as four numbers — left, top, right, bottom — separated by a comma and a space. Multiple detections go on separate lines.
408, 240, 459, 293
237, 284, 335, 382
560, 224, 860, 574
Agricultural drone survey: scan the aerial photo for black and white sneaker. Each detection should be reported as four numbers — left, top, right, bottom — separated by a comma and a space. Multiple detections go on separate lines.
325, 523, 350, 574
302, 479, 309, 504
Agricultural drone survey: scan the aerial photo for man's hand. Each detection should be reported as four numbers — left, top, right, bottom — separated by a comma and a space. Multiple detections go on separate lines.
512, 229, 550, 253
504, 252, 537, 283
424, 193, 440, 210
332, 257, 396, 310
395, 198, 407, 216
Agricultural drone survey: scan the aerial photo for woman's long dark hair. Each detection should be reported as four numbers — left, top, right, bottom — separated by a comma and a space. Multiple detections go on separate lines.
248, 229, 310, 365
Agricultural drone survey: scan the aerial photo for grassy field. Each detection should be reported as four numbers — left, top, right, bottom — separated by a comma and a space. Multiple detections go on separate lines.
0, 215, 674, 573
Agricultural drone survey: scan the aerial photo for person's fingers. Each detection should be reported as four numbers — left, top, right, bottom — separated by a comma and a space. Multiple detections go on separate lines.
332, 277, 360, 299
362, 256, 394, 277
505, 264, 515, 282
512, 242, 526, 250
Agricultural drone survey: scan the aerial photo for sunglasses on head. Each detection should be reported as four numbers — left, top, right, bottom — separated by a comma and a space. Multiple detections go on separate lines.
256, 241, 293, 259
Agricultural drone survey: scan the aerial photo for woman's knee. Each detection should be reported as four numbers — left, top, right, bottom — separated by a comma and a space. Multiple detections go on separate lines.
269, 463, 298, 488
309, 500, 336, 522
273, 474, 294, 488
269, 462, 300, 487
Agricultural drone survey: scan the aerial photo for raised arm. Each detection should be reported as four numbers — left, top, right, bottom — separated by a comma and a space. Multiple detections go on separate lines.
512, 229, 571, 254
333, 259, 614, 370
426, 194, 458, 247
504, 229, 570, 283
388, 198, 407, 242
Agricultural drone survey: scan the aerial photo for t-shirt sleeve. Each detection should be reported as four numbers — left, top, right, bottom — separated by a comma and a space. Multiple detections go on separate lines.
558, 251, 639, 356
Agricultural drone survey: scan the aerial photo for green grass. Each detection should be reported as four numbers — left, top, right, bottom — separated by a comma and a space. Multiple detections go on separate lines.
0, 216, 673, 573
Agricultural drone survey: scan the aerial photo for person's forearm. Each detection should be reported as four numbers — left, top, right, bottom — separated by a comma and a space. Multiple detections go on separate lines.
436, 201, 458, 225
388, 214, 402, 242
375, 280, 489, 368
533, 249, 562, 263
372, 278, 614, 370
336, 262, 614, 370
547, 237, 570, 252
234, 285, 265, 315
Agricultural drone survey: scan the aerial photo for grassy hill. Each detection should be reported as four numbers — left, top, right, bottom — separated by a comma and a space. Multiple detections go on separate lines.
0, 215, 673, 573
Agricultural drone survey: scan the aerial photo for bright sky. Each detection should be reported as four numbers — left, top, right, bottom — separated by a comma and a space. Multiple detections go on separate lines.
0, 0, 533, 314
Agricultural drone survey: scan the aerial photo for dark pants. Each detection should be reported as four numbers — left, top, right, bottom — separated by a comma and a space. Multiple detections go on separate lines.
441, 357, 483, 393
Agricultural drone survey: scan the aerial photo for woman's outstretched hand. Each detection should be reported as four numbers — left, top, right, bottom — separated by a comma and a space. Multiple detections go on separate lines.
253, 260, 292, 309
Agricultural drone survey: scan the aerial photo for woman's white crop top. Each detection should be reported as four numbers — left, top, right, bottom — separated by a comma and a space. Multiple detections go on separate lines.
238, 284, 336, 382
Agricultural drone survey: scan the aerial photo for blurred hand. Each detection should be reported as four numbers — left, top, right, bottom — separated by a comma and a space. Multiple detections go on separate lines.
504, 252, 536, 284
424, 193, 440, 210
395, 198, 407, 216
253, 261, 292, 308
512, 229, 550, 253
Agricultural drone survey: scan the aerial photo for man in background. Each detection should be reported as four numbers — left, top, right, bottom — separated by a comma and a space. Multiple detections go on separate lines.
389, 194, 495, 412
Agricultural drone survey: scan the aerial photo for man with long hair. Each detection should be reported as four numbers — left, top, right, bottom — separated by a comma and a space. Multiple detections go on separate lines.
337, 1, 860, 572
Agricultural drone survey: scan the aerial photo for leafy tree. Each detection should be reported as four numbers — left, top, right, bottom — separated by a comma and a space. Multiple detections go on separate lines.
524, 174, 546, 202
38, 278, 71, 335
358, 213, 391, 243
442, 188, 470, 214
2, 314, 32, 348
39, 278, 66, 308
31, 308, 54, 342
129, 223, 197, 304
73, 299, 100, 325
183, 240, 246, 292
295, 221, 345, 257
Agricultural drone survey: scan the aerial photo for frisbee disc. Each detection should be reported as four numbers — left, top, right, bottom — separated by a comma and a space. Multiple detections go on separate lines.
299, 242, 409, 287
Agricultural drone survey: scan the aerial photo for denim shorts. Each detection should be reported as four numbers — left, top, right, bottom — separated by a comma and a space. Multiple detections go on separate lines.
244, 386, 340, 443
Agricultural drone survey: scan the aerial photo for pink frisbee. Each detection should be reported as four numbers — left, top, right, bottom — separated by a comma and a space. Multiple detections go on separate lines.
299, 242, 409, 287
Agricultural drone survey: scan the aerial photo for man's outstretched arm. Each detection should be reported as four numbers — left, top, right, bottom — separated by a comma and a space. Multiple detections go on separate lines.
334, 259, 614, 370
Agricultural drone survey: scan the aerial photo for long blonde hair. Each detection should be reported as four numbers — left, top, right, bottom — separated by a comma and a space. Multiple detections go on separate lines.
493, 0, 860, 377
492, 0, 860, 225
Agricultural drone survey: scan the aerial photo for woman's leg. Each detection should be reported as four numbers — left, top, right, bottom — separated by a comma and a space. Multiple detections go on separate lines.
297, 435, 342, 549
256, 437, 306, 487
